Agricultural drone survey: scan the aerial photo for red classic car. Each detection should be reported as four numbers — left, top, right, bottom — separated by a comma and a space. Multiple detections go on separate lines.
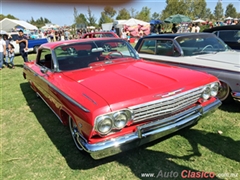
23, 38, 221, 159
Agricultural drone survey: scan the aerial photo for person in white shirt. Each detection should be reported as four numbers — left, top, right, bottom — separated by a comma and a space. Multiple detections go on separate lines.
195, 23, 200, 33
191, 24, 196, 33
121, 29, 127, 39
0, 34, 6, 70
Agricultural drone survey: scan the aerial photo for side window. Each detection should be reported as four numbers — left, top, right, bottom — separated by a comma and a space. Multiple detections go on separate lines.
37, 49, 53, 70
219, 30, 238, 42
139, 40, 156, 54
156, 40, 180, 56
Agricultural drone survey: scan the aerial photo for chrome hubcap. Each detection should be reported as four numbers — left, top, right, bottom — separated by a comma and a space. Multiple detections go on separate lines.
217, 82, 229, 101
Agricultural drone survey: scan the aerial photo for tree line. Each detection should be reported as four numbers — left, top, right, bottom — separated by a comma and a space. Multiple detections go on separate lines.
1, 0, 239, 28
0, 14, 52, 28
73, 1, 240, 27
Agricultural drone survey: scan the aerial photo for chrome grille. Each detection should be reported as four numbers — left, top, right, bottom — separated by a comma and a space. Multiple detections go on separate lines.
129, 87, 204, 122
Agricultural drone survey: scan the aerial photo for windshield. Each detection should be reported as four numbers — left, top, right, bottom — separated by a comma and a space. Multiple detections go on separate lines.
176, 35, 231, 56
53, 39, 139, 71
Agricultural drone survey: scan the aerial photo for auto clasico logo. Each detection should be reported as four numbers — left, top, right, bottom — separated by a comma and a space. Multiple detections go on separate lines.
155, 170, 215, 179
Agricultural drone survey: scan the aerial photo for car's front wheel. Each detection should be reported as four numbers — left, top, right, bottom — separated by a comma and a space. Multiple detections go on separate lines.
69, 117, 83, 150
217, 81, 233, 102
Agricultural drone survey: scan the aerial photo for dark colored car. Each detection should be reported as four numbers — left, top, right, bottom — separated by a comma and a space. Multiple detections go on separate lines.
203, 25, 240, 50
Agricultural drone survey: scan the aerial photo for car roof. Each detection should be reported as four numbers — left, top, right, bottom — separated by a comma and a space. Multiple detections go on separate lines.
41, 37, 124, 49
203, 25, 240, 32
141, 33, 215, 39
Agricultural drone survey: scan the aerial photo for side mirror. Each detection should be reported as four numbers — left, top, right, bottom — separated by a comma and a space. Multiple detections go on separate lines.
40, 66, 48, 74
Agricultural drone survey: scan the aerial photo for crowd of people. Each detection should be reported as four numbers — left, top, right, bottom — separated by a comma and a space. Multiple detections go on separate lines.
0, 30, 29, 70
0, 34, 16, 70
42, 27, 107, 42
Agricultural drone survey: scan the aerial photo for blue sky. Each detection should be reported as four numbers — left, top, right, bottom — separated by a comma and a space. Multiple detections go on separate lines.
1, 0, 240, 26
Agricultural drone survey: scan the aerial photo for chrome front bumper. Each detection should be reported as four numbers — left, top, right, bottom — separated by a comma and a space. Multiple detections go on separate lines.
232, 92, 240, 102
77, 99, 222, 160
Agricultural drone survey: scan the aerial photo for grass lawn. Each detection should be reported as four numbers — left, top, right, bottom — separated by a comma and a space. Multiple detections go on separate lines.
1, 54, 240, 180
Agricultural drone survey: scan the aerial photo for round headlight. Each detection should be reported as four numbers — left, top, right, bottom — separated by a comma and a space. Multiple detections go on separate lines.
96, 116, 113, 134
113, 112, 128, 129
210, 82, 219, 97
202, 86, 211, 100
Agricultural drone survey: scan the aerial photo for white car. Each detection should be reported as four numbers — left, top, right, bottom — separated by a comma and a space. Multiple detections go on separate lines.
135, 33, 240, 102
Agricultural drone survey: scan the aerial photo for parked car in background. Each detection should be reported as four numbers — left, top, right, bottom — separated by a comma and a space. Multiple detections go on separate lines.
81, 32, 119, 38
135, 33, 240, 102
23, 38, 221, 159
203, 25, 240, 50
8, 32, 48, 54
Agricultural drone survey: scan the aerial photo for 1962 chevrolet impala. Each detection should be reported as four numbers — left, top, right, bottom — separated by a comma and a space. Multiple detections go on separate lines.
23, 38, 221, 159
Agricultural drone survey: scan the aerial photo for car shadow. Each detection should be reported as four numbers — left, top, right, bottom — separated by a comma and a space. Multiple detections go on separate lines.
20, 82, 228, 179
14, 64, 25, 68
178, 129, 240, 163
219, 101, 240, 112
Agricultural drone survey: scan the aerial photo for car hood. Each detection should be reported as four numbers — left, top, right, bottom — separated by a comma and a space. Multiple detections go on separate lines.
195, 51, 240, 71
62, 60, 215, 111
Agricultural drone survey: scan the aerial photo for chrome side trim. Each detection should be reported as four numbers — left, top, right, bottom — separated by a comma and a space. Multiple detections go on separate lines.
36, 92, 63, 123
75, 99, 221, 159
82, 93, 97, 105
45, 80, 90, 112
24, 65, 90, 112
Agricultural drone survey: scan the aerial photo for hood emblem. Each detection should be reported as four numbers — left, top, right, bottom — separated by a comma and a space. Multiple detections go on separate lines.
154, 88, 184, 98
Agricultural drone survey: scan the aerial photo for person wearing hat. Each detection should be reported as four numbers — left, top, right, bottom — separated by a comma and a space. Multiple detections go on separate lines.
0, 34, 6, 70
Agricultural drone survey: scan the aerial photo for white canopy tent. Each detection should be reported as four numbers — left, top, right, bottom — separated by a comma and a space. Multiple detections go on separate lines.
41, 24, 59, 30
192, 19, 206, 23
0, 18, 38, 32
114, 18, 149, 26
101, 23, 113, 31
113, 20, 127, 26
225, 16, 233, 20
0, 30, 8, 34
